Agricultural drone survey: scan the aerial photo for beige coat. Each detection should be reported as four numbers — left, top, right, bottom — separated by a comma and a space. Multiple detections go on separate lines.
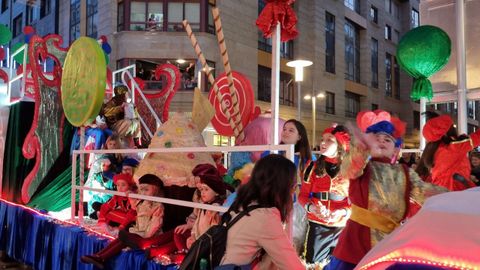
220, 207, 304, 270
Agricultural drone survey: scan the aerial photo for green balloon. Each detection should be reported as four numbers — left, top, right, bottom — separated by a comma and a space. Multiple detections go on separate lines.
397, 25, 451, 100
0, 24, 12, 45
12, 42, 29, 64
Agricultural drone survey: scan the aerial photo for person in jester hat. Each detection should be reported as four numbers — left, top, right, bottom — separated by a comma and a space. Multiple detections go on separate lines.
299, 124, 351, 268
416, 112, 479, 191
325, 110, 448, 270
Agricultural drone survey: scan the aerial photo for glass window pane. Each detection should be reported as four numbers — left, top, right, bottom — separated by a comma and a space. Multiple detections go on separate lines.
148, 3, 163, 24
168, 2, 183, 23
131, 2, 146, 22
185, 3, 200, 23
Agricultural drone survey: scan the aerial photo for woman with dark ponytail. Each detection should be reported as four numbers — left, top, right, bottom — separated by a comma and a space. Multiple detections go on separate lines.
298, 125, 351, 268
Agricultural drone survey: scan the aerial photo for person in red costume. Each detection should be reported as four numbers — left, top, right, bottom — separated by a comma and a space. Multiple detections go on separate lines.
416, 113, 478, 191
298, 125, 351, 267
325, 110, 447, 270
98, 173, 137, 229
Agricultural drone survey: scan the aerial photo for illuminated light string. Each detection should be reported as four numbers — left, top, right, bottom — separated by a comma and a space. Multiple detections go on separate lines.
359, 251, 475, 270
0, 199, 115, 240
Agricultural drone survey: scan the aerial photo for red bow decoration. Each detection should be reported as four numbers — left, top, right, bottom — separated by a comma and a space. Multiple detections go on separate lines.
256, 0, 298, 42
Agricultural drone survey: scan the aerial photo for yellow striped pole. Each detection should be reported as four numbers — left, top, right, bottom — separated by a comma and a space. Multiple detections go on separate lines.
212, 7, 244, 141
182, 20, 241, 139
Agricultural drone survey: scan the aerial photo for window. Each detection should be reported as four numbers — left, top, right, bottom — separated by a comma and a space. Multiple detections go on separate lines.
372, 103, 379, 110
344, 20, 360, 82
118, 1, 124, 31
167, 1, 199, 31
258, 0, 293, 59
385, 25, 391, 40
345, 91, 361, 118
326, 91, 335, 114
392, 1, 400, 19
468, 124, 476, 134
370, 6, 378, 24
86, 0, 98, 38
413, 111, 420, 129
26, 5, 37, 25
411, 9, 419, 28
40, 0, 51, 18
385, 0, 391, 14
258, 65, 294, 106
385, 53, 392, 97
325, 12, 335, 73
394, 56, 400, 99
128, 58, 213, 91
123, 1, 206, 32
468, 101, 475, 119
371, 38, 378, 88
344, 0, 359, 13
394, 29, 400, 43
70, 0, 81, 43
13, 14, 22, 38
1, 0, 8, 13
258, 34, 294, 59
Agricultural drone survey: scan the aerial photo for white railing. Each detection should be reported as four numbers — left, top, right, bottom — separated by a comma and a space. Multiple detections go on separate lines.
6, 44, 27, 105
71, 144, 295, 223
111, 64, 162, 139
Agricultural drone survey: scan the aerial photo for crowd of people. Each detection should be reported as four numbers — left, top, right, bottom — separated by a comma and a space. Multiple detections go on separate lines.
76, 105, 480, 270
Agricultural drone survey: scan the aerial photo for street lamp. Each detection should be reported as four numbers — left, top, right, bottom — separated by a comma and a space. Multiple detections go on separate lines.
286, 60, 313, 120
304, 91, 326, 144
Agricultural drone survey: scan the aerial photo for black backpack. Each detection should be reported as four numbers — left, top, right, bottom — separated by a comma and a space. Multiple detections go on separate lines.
179, 205, 264, 270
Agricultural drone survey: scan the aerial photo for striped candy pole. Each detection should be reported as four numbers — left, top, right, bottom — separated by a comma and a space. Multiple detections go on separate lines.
182, 20, 241, 139
212, 7, 244, 141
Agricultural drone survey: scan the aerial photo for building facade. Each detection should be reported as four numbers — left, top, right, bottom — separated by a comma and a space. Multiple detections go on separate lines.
9, 0, 474, 147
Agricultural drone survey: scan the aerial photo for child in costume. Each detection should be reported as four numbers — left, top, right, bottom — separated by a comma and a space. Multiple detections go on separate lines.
299, 125, 351, 267
120, 158, 139, 176
147, 164, 231, 260
98, 173, 137, 229
416, 113, 479, 191
325, 110, 448, 270
81, 174, 175, 269
86, 155, 116, 219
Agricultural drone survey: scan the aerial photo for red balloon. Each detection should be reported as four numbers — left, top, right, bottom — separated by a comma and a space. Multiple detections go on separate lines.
208, 71, 254, 136
0, 47, 4, 60
23, 26, 35, 35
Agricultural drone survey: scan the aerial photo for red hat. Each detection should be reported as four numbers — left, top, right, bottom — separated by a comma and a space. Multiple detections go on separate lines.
323, 126, 351, 152
423, 114, 454, 142
113, 173, 135, 186
192, 164, 233, 196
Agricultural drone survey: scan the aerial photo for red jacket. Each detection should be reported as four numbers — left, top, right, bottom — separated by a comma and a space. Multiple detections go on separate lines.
430, 132, 480, 191
298, 160, 350, 227
99, 195, 136, 227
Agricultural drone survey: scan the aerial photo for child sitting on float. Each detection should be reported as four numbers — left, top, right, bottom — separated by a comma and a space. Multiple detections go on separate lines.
81, 174, 174, 269
98, 173, 137, 230
146, 164, 232, 261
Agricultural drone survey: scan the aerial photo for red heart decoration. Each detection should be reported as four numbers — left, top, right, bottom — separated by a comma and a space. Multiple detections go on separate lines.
356, 110, 391, 132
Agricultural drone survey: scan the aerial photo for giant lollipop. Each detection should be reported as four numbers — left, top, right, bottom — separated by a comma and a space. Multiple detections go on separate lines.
397, 25, 451, 101
61, 37, 106, 127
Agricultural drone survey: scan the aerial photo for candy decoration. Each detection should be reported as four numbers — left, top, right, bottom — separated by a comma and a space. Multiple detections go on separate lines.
187, 153, 195, 159
0, 48, 5, 60
397, 25, 451, 101
208, 72, 254, 136
61, 37, 106, 127
212, 7, 245, 141
183, 20, 242, 139
0, 24, 12, 45
164, 141, 172, 148
256, 0, 298, 42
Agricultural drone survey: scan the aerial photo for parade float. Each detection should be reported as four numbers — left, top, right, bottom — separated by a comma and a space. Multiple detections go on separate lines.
0, 2, 298, 269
